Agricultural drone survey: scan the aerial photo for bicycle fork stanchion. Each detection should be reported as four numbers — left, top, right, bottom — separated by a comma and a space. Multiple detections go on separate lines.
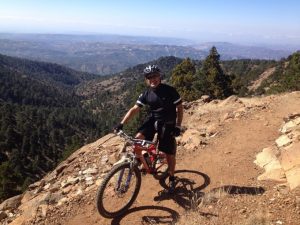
116, 168, 125, 191
123, 161, 137, 191
116, 166, 133, 193
124, 170, 133, 191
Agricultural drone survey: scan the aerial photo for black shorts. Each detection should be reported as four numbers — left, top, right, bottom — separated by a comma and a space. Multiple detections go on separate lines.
137, 117, 177, 155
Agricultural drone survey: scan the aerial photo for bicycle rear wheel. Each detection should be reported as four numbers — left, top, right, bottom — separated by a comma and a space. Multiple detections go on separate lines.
96, 162, 141, 218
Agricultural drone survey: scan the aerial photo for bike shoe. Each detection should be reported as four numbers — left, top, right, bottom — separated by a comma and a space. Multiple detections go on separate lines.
168, 176, 176, 194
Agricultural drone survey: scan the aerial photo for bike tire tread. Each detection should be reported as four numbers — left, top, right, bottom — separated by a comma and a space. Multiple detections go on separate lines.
96, 162, 141, 218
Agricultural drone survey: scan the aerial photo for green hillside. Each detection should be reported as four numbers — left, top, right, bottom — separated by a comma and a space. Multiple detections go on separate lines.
0, 55, 99, 200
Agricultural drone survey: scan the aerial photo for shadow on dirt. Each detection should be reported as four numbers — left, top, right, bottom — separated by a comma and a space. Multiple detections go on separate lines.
210, 185, 265, 195
153, 170, 265, 211
154, 169, 210, 210
111, 205, 179, 225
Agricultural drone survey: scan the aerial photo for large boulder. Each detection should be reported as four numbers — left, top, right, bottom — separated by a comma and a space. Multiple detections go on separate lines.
0, 195, 22, 211
180, 128, 206, 150
254, 115, 300, 190
280, 142, 300, 189
254, 147, 286, 182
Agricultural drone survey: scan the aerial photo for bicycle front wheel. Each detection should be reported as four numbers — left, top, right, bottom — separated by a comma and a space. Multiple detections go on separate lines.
96, 162, 141, 218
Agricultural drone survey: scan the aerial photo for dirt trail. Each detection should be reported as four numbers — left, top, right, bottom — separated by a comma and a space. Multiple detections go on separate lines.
49, 92, 300, 225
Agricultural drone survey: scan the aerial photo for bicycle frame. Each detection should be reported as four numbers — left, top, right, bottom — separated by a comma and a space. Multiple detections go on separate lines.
114, 130, 158, 169
114, 130, 167, 178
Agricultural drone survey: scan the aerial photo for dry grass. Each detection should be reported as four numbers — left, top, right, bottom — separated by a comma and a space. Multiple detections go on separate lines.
175, 189, 228, 225
175, 211, 209, 225
241, 214, 270, 225
202, 188, 228, 204
175, 187, 271, 225
175, 210, 270, 225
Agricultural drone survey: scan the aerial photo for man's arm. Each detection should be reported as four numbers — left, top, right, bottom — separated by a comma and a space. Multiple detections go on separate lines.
120, 104, 141, 125
176, 103, 183, 127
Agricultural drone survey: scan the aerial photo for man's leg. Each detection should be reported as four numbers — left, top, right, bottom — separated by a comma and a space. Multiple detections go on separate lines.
135, 132, 151, 172
166, 153, 176, 194
135, 132, 144, 139
157, 124, 177, 193
166, 154, 176, 177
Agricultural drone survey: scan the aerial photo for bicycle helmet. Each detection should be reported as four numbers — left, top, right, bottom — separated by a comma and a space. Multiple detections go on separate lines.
143, 65, 161, 78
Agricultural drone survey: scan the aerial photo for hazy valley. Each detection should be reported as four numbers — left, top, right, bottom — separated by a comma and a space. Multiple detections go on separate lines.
0, 33, 296, 75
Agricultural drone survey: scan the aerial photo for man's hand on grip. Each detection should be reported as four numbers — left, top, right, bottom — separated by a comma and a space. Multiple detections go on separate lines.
114, 123, 123, 132
173, 126, 181, 137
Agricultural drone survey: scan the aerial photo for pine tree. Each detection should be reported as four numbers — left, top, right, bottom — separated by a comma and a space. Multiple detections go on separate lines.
281, 52, 300, 90
170, 58, 198, 101
200, 46, 233, 99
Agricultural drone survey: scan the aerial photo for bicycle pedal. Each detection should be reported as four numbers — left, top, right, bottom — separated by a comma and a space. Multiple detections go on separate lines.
149, 170, 157, 175
140, 168, 147, 175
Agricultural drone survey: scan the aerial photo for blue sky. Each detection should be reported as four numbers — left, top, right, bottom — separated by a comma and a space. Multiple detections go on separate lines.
0, 0, 299, 45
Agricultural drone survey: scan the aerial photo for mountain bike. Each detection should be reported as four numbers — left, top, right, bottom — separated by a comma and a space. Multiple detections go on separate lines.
96, 130, 169, 218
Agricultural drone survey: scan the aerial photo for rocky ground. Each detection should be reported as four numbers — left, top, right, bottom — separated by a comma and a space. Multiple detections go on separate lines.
1, 91, 300, 225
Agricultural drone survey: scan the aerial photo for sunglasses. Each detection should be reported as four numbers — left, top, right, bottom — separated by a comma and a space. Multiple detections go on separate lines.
145, 74, 160, 80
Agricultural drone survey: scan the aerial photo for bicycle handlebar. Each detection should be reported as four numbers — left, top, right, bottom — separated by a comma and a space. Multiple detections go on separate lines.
116, 130, 156, 146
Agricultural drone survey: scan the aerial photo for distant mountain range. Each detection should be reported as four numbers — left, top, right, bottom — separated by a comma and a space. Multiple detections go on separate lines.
193, 42, 293, 60
0, 33, 297, 76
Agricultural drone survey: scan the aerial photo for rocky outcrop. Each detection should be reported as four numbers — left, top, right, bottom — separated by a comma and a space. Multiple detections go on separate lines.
0, 195, 22, 211
0, 133, 124, 225
181, 94, 271, 150
254, 113, 300, 189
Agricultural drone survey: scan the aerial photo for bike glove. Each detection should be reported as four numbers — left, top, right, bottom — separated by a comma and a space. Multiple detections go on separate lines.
173, 126, 181, 137
114, 123, 123, 132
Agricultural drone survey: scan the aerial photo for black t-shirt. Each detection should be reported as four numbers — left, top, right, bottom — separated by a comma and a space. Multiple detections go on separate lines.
136, 83, 182, 122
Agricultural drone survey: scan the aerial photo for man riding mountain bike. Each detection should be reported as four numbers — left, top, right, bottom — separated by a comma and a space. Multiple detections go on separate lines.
115, 64, 183, 194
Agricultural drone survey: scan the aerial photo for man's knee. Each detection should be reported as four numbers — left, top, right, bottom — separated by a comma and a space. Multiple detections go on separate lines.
135, 132, 145, 139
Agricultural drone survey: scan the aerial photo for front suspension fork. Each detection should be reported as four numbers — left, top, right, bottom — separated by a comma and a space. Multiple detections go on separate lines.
116, 161, 136, 192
